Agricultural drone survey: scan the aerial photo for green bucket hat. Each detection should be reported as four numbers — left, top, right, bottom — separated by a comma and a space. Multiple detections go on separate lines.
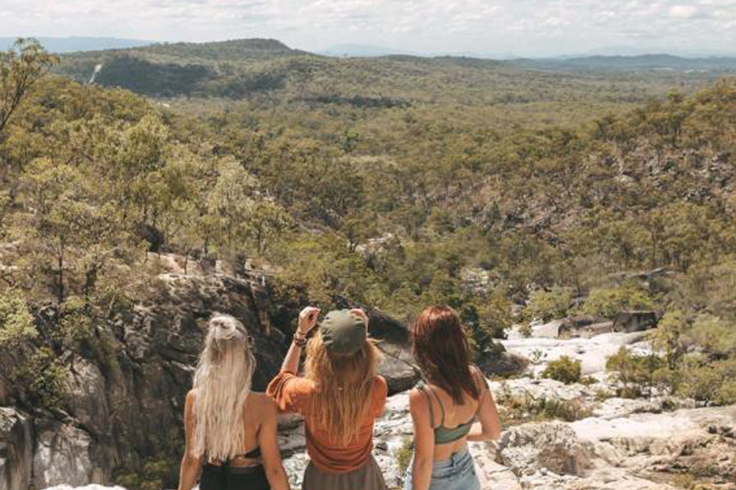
320, 309, 367, 355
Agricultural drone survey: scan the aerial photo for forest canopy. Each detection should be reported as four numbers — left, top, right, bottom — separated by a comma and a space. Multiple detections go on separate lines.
1, 39, 736, 409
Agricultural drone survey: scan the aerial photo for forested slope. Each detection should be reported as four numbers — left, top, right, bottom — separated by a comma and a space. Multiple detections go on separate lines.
55, 39, 728, 127
1, 39, 736, 488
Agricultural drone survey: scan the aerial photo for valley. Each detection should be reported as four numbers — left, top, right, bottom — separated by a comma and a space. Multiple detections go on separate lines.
0, 37, 735, 490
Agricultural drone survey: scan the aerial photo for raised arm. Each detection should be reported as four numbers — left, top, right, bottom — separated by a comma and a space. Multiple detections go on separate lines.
280, 306, 320, 373
258, 398, 291, 490
467, 369, 502, 442
177, 391, 203, 490
409, 388, 435, 490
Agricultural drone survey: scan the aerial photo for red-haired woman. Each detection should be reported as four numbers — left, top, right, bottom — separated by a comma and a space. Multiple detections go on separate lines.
404, 305, 502, 490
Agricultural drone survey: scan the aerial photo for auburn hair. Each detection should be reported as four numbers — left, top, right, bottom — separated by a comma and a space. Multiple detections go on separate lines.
304, 332, 381, 446
412, 305, 479, 404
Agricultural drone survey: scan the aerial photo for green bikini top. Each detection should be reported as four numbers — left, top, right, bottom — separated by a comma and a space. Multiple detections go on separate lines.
417, 383, 476, 445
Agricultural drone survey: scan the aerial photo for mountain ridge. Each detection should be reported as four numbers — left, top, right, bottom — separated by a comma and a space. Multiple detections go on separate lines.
0, 36, 152, 53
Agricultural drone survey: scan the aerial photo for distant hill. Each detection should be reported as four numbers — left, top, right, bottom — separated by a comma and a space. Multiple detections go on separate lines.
136, 38, 303, 61
55, 38, 310, 96
513, 54, 736, 72
321, 44, 412, 57
53, 38, 732, 112
0, 36, 152, 53
582, 46, 736, 57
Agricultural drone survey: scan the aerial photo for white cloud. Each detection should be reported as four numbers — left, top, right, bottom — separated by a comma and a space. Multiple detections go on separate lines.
0, 0, 734, 56
669, 5, 701, 18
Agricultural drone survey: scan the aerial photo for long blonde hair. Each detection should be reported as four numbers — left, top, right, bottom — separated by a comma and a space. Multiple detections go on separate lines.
304, 332, 381, 445
191, 314, 256, 461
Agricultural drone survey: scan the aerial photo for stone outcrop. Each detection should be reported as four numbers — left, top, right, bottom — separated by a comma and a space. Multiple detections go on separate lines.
0, 408, 32, 490
496, 422, 594, 476
613, 310, 661, 333
0, 253, 427, 489
502, 330, 651, 376
274, 367, 736, 490
32, 421, 102, 488
572, 405, 736, 488
477, 344, 530, 377
20, 344, 736, 490
43, 486, 125, 490
2, 266, 734, 490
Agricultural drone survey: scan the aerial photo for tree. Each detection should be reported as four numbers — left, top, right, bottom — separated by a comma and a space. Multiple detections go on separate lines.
0, 288, 36, 348
0, 38, 57, 137
205, 156, 258, 250
652, 310, 689, 370
17, 157, 126, 303
244, 200, 291, 255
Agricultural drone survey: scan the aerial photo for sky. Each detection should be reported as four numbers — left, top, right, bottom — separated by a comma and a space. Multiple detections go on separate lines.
0, 0, 735, 57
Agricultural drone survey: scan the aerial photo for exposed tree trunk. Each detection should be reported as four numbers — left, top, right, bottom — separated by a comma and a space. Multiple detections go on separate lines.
56, 248, 64, 304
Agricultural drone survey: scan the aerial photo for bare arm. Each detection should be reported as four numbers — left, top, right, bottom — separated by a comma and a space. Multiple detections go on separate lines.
178, 391, 203, 490
279, 339, 304, 374
467, 370, 502, 442
409, 388, 435, 490
280, 306, 320, 373
258, 399, 291, 490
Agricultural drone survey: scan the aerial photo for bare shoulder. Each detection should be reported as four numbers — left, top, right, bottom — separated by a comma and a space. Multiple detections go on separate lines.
470, 365, 489, 389
408, 386, 427, 409
248, 392, 278, 418
186, 389, 197, 405
373, 375, 388, 394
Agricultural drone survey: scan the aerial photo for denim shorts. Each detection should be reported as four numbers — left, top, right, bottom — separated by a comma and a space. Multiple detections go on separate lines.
403, 447, 480, 490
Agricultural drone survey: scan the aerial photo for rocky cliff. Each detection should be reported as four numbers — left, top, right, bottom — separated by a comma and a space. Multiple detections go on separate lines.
0, 253, 426, 490
3, 254, 733, 490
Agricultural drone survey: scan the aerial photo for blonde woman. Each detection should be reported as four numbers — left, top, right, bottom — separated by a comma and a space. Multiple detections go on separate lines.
267, 307, 388, 490
178, 314, 290, 490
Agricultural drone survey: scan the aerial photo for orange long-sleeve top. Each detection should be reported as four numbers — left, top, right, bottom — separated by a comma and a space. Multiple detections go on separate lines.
266, 371, 388, 473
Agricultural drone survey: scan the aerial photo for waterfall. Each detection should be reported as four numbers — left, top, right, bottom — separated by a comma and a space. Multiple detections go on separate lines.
88, 64, 103, 85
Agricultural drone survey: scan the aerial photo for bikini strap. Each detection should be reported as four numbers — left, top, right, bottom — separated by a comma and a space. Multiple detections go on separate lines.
470, 364, 490, 390
242, 447, 261, 459
416, 383, 436, 428
428, 387, 446, 427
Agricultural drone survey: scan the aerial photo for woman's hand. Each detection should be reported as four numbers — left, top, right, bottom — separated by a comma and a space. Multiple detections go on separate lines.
349, 308, 370, 330
297, 306, 321, 336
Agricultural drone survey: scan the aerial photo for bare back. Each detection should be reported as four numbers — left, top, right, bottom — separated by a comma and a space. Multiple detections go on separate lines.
420, 376, 483, 460
189, 390, 272, 467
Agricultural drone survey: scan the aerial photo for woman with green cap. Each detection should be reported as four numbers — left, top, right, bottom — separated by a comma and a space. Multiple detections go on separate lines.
267, 307, 389, 490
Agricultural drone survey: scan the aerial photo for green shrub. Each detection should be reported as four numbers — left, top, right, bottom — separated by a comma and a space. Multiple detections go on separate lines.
539, 398, 592, 422
678, 358, 736, 405
689, 315, 736, 358
14, 347, 68, 410
116, 458, 179, 490
542, 356, 582, 384
581, 283, 656, 319
0, 289, 37, 348
594, 389, 615, 402
671, 473, 696, 489
526, 287, 573, 321
395, 437, 413, 476
652, 310, 689, 369
57, 296, 95, 348
605, 347, 665, 398
716, 379, 736, 405
495, 386, 591, 425
476, 292, 514, 340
